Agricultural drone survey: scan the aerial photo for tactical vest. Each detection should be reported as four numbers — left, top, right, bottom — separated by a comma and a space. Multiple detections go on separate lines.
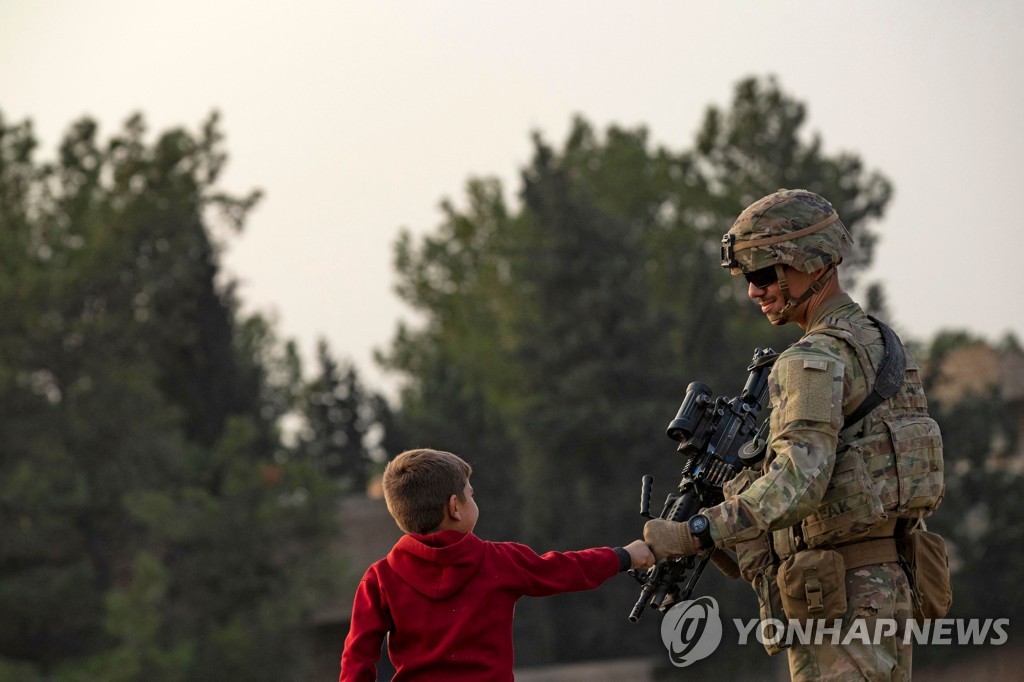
774, 314, 945, 551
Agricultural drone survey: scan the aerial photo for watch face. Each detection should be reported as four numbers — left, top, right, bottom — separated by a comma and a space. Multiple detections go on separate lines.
689, 515, 709, 533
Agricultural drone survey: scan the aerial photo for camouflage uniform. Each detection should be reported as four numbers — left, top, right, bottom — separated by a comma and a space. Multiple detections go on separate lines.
705, 293, 916, 681
702, 190, 943, 681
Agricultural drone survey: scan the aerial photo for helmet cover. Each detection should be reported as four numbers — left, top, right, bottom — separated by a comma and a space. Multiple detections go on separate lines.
721, 189, 853, 275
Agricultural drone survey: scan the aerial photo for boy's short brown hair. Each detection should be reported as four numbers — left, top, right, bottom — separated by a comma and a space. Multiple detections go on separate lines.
382, 449, 473, 534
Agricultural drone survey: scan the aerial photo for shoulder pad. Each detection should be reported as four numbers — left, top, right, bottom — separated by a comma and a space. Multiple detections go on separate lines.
772, 351, 844, 425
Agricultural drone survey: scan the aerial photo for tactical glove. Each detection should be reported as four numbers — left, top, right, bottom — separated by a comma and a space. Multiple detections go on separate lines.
643, 518, 702, 560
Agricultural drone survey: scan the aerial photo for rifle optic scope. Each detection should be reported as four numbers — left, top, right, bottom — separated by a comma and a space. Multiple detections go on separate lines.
666, 381, 712, 442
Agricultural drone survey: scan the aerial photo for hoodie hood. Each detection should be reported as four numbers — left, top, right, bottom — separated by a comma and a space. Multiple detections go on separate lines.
387, 530, 486, 600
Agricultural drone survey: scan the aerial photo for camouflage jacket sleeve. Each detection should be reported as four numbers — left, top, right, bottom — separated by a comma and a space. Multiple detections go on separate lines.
704, 341, 850, 546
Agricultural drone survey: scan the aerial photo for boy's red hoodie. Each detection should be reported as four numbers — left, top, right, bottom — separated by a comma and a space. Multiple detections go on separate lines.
339, 529, 622, 681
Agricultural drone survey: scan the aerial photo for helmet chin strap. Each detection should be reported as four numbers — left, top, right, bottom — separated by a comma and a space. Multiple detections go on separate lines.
768, 264, 836, 324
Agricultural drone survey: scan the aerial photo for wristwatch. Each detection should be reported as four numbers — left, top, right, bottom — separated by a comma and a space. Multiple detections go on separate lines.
687, 513, 714, 550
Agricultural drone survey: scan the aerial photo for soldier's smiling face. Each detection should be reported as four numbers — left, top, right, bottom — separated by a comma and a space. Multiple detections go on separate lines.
746, 268, 785, 322
747, 266, 821, 327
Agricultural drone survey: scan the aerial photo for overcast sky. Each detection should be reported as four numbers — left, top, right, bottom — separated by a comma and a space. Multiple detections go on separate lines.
3, 0, 1022, 394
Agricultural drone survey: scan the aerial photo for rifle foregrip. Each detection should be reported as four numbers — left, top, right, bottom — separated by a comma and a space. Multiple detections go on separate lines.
639, 475, 653, 518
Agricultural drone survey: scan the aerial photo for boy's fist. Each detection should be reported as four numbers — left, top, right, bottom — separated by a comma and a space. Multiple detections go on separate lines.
623, 539, 655, 569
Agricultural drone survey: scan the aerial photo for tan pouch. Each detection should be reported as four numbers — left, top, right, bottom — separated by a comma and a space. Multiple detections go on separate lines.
777, 549, 848, 622
801, 444, 887, 548
735, 532, 774, 584
752, 564, 790, 656
884, 416, 945, 517
899, 528, 953, 621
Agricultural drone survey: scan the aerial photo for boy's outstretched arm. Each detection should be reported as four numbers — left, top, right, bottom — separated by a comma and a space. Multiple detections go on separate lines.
503, 540, 652, 599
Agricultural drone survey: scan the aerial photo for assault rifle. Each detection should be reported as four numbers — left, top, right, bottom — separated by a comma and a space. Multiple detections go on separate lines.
628, 347, 779, 623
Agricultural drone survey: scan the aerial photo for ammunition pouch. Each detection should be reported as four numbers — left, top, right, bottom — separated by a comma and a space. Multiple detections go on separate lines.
898, 524, 953, 622
799, 444, 887, 548
735, 531, 775, 584
777, 548, 848, 623
873, 416, 945, 517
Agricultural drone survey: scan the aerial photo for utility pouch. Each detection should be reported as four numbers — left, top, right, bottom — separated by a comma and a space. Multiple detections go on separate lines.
752, 564, 790, 656
801, 445, 887, 548
735, 532, 774, 584
898, 528, 952, 621
777, 549, 848, 622
883, 416, 945, 517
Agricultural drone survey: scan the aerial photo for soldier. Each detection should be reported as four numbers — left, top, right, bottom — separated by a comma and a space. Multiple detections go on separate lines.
644, 189, 945, 681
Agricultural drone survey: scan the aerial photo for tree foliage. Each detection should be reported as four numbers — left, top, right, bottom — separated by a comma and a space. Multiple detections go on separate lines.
294, 339, 392, 493
0, 111, 368, 680
921, 334, 1022, 610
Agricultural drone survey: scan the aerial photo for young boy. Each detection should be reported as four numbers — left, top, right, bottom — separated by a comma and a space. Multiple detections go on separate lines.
339, 448, 654, 682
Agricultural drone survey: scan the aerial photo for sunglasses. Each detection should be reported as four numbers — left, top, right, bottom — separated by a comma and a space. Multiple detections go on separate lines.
744, 266, 779, 289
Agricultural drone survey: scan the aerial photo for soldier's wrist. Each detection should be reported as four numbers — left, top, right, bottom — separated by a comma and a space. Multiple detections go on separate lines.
687, 513, 714, 550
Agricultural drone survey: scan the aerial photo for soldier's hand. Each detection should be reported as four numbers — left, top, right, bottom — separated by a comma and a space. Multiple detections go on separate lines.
643, 519, 702, 560
623, 539, 655, 569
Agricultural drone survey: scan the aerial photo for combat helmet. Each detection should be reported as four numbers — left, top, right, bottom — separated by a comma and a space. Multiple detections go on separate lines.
720, 189, 853, 324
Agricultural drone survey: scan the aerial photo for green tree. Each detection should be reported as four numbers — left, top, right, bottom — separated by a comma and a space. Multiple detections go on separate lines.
382, 75, 895, 666
295, 339, 386, 493
692, 75, 892, 277
381, 178, 524, 541
920, 334, 1022, 612
0, 111, 337, 680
